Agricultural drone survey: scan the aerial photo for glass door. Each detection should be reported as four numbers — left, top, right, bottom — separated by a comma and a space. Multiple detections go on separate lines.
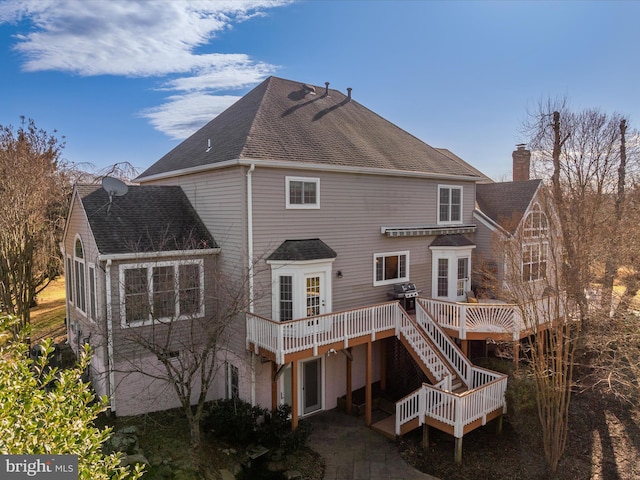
302, 358, 322, 414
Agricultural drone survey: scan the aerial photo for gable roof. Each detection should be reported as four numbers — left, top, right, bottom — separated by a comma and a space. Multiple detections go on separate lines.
267, 239, 337, 262
137, 76, 485, 181
75, 184, 218, 255
475, 179, 542, 233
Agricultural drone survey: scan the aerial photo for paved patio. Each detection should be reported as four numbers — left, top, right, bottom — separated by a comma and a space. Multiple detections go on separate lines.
307, 409, 439, 480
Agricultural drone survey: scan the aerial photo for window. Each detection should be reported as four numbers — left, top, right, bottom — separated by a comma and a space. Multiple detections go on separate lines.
523, 243, 547, 282
523, 204, 548, 238
437, 258, 448, 297
66, 256, 73, 304
438, 186, 462, 224
74, 237, 86, 313
279, 275, 293, 321
457, 258, 469, 297
522, 205, 548, 282
374, 251, 409, 286
120, 260, 204, 327
225, 362, 239, 400
286, 176, 319, 208
89, 265, 97, 321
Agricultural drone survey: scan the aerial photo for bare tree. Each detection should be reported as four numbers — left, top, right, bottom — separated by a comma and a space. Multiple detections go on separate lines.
0, 117, 70, 336
497, 186, 579, 474
525, 103, 639, 324
516, 103, 640, 471
117, 251, 257, 448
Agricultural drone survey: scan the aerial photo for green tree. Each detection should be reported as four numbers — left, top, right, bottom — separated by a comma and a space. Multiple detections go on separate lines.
0, 315, 144, 480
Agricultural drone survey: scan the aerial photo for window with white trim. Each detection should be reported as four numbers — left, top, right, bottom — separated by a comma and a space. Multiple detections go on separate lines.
437, 258, 448, 297
225, 362, 239, 400
522, 204, 548, 282
88, 265, 97, 321
286, 176, 319, 208
120, 260, 204, 327
66, 256, 73, 304
374, 251, 409, 286
74, 237, 86, 313
438, 186, 462, 224
279, 275, 293, 321
456, 257, 469, 297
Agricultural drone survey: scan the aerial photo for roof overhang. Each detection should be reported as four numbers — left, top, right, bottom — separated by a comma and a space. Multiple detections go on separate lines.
98, 247, 221, 262
380, 224, 477, 237
136, 158, 484, 184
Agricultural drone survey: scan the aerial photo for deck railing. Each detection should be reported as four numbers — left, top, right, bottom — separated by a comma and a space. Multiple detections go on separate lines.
414, 303, 473, 386
395, 372, 508, 438
418, 295, 561, 340
246, 301, 398, 364
397, 308, 451, 383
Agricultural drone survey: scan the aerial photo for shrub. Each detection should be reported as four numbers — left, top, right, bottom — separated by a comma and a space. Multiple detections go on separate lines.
202, 398, 267, 444
258, 404, 312, 452
504, 371, 539, 443
203, 401, 312, 452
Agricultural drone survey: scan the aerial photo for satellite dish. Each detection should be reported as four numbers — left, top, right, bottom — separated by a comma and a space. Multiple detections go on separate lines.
101, 177, 128, 214
102, 176, 129, 197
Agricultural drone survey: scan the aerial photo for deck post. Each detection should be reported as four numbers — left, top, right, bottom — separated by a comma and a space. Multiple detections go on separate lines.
346, 350, 353, 415
513, 341, 520, 370
291, 360, 299, 431
422, 424, 430, 448
461, 340, 469, 358
495, 414, 503, 435
454, 437, 463, 464
365, 341, 372, 427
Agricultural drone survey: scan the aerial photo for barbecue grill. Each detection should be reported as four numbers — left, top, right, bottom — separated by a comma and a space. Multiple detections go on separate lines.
390, 283, 419, 311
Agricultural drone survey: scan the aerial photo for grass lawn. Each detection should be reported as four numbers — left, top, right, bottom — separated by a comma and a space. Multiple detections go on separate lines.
30, 277, 67, 344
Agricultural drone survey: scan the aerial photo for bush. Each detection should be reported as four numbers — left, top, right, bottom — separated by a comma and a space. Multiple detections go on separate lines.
504, 371, 539, 443
202, 400, 312, 452
202, 398, 267, 444
258, 404, 312, 452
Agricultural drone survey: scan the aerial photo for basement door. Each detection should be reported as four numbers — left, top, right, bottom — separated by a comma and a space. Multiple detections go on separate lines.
302, 357, 322, 414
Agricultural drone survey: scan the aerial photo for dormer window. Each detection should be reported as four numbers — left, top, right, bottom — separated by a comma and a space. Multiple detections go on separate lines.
286, 176, 319, 209
438, 185, 462, 224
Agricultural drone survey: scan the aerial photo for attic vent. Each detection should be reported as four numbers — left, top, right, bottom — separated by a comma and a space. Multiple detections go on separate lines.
302, 84, 316, 95
347, 87, 352, 100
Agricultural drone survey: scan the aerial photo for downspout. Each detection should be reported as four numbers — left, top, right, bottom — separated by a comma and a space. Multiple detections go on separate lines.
247, 163, 256, 406
105, 259, 116, 413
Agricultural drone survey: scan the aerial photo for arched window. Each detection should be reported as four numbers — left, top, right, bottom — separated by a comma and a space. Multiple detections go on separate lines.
522, 204, 548, 282
523, 204, 548, 239
74, 236, 86, 313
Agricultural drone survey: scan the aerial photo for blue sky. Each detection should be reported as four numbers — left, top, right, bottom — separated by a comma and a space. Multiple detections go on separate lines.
1, 0, 639, 181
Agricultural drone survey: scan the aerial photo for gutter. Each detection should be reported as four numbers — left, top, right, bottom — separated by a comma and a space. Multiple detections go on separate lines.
247, 163, 256, 406
105, 259, 116, 413
136, 158, 483, 184
98, 248, 220, 262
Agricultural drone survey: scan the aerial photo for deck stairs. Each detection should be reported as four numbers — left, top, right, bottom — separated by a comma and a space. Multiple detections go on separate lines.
372, 302, 508, 445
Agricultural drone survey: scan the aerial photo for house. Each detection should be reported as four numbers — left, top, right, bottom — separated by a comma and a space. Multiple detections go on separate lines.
62, 76, 559, 462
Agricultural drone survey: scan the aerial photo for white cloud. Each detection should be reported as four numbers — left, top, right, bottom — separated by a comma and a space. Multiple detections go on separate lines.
0, 0, 290, 137
140, 92, 241, 140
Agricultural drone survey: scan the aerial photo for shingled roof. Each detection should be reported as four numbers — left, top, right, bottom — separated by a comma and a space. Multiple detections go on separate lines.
267, 239, 337, 262
137, 76, 485, 180
476, 179, 542, 233
76, 184, 217, 255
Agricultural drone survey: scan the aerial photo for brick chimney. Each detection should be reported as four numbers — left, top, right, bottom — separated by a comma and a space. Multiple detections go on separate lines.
512, 144, 531, 182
